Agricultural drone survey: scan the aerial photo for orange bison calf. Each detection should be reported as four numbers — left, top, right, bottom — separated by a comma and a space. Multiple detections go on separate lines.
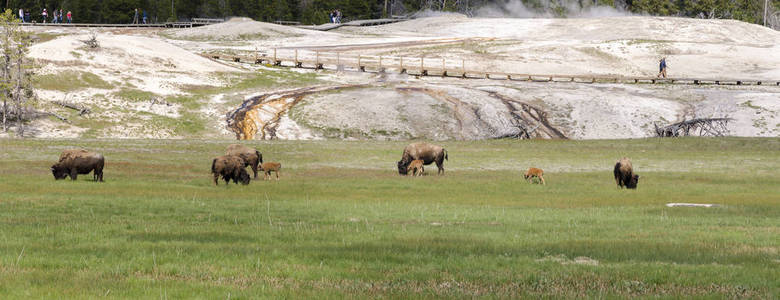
407, 159, 424, 176
260, 162, 282, 180
397, 142, 448, 175
211, 155, 251, 186
524, 167, 545, 184
613, 157, 639, 189
51, 149, 104, 182
226, 144, 263, 179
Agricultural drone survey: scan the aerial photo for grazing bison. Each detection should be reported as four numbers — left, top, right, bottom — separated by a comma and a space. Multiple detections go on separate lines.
397, 143, 448, 175
51, 149, 104, 182
226, 144, 263, 179
211, 155, 251, 186
524, 167, 545, 185
407, 159, 424, 176
259, 162, 282, 181
613, 157, 639, 189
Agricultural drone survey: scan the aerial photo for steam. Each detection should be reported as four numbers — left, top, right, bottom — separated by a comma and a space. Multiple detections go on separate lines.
474, 0, 633, 18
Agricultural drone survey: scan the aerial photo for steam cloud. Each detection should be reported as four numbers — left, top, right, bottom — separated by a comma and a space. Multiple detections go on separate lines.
474, 0, 633, 18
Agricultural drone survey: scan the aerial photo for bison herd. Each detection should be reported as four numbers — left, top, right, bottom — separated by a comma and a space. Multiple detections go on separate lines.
50, 142, 640, 189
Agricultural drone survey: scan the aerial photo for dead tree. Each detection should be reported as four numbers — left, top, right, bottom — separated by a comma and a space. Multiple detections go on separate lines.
654, 118, 733, 137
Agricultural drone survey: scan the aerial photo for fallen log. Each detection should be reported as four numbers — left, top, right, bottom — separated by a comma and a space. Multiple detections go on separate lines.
53, 101, 91, 115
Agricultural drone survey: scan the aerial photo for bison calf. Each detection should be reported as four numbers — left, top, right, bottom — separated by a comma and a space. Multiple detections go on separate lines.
524, 167, 545, 185
260, 162, 282, 181
212, 155, 251, 186
51, 149, 104, 182
613, 157, 639, 189
407, 159, 424, 176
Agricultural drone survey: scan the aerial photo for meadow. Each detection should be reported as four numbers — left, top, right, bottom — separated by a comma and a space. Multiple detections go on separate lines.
0, 138, 778, 298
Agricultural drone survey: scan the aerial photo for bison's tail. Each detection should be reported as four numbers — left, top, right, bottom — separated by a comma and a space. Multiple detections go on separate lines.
256, 150, 263, 164
444, 149, 448, 161
211, 158, 217, 174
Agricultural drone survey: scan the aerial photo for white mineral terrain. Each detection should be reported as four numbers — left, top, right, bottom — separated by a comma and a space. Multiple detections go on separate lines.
8, 15, 779, 139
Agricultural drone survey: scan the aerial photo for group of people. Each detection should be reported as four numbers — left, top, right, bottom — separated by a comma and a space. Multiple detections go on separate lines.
18, 8, 72, 23
329, 9, 342, 24
132, 8, 148, 24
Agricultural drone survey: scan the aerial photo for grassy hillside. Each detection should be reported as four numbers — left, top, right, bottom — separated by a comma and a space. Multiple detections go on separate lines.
0, 138, 778, 298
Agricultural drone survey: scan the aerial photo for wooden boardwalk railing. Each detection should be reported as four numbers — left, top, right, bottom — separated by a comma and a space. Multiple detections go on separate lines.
204, 49, 780, 86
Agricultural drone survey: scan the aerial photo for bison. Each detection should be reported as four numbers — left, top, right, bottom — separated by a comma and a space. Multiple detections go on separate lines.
407, 159, 424, 176
397, 142, 448, 175
51, 149, 104, 182
259, 162, 282, 181
524, 167, 545, 185
226, 144, 263, 179
613, 157, 639, 189
211, 155, 251, 186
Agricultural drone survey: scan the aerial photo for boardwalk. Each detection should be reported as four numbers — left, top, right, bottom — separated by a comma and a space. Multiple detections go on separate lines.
204, 49, 780, 87
19, 18, 223, 28
299, 18, 408, 31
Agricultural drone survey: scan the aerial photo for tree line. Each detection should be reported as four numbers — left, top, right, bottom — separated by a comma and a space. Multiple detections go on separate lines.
2, 0, 777, 26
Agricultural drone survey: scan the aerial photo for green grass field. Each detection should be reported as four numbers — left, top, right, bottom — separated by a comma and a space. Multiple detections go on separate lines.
0, 138, 778, 298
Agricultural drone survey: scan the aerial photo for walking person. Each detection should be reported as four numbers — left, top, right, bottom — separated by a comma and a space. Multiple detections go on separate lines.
52, 9, 58, 23
67, 11, 72, 23
18, 8, 24, 22
142, 10, 148, 24
60, 9, 64, 23
656, 57, 668, 78
42, 8, 47, 23
132, 8, 139, 24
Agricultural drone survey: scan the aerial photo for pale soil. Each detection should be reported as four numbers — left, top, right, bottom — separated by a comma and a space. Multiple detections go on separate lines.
8, 16, 779, 140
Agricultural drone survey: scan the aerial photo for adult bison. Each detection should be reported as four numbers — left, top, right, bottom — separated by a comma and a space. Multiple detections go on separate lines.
397, 142, 448, 175
226, 144, 263, 179
51, 149, 104, 182
613, 157, 639, 189
211, 155, 251, 186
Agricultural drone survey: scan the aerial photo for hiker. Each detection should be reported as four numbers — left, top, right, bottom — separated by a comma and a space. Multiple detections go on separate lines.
657, 57, 668, 78
336, 9, 342, 23
42, 8, 47, 23
142, 10, 148, 24
52, 9, 58, 23
18, 8, 23, 22
132, 8, 139, 24
24, 10, 30, 23
67, 11, 72, 23
329, 10, 334, 23
59, 9, 64, 23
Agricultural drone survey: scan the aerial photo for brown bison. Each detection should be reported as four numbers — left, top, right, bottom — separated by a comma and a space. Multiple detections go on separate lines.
51, 149, 104, 182
259, 162, 282, 180
524, 167, 545, 185
226, 144, 263, 179
397, 142, 448, 175
614, 157, 639, 189
211, 155, 251, 186
407, 159, 424, 176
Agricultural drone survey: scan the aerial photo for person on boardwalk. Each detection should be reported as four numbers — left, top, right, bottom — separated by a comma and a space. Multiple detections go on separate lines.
59, 9, 64, 23
142, 10, 148, 24
657, 57, 668, 78
18, 8, 23, 22
132, 8, 139, 24
52, 9, 58, 23
67, 11, 72, 23
42, 8, 47, 23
